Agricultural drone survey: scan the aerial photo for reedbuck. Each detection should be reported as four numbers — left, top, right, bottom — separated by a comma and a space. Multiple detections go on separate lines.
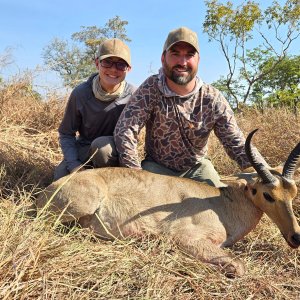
37, 129, 300, 276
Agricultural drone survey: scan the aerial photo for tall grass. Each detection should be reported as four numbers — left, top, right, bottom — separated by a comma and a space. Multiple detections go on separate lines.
0, 76, 299, 299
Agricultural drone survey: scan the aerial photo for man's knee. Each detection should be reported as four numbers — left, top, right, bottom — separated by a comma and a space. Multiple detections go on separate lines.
142, 158, 179, 177
90, 136, 118, 167
53, 161, 70, 181
185, 158, 225, 187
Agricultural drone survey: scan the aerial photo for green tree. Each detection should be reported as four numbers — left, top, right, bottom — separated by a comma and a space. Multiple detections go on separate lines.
43, 16, 130, 88
212, 76, 245, 108
204, 0, 300, 110
251, 55, 300, 114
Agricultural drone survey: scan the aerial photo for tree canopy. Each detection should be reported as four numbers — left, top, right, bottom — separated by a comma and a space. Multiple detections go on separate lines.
251, 55, 300, 113
43, 16, 130, 88
203, 0, 300, 110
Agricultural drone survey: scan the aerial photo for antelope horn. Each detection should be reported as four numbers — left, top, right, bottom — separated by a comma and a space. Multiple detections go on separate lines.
282, 142, 300, 180
245, 129, 277, 184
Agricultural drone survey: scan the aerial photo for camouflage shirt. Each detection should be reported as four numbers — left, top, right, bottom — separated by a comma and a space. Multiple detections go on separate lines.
114, 69, 254, 172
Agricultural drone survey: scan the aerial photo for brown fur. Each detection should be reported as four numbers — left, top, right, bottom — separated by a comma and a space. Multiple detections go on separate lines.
37, 165, 300, 277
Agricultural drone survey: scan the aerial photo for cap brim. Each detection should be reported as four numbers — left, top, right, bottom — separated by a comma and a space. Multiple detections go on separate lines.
165, 40, 199, 53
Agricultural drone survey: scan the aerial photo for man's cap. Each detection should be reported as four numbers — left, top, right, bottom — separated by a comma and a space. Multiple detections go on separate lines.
163, 27, 199, 53
96, 38, 131, 67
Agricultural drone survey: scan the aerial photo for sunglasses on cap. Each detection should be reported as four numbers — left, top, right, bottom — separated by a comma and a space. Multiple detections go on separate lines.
100, 59, 128, 71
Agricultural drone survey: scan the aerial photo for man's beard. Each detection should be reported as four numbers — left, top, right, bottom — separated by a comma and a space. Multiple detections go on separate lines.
163, 62, 197, 85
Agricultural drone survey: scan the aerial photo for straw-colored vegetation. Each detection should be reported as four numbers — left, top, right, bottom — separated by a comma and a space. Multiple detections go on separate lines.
0, 76, 299, 299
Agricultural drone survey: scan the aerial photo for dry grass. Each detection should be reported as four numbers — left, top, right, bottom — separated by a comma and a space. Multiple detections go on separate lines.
0, 76, 300, 299
209, 108, 300, 176
0, 75, 65, 194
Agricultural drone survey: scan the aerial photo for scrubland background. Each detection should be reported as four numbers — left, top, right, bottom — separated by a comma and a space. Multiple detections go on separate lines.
0, 76, 299, 299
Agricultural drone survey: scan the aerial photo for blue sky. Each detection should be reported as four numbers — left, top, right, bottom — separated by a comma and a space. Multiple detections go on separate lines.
0, 0, 298, 94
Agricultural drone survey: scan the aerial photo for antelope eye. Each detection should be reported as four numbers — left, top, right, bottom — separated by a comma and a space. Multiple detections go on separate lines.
263, 192, 275, 203
252, 189, 257, 195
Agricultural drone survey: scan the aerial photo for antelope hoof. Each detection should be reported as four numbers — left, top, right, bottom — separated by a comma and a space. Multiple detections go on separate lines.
222, 259, 245, 278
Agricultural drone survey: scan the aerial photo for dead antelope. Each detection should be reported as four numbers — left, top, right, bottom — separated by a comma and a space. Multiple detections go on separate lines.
37, 129, 300, 277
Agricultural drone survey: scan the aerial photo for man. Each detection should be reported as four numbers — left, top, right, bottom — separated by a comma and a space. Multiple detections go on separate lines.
114, 27, 266, 187
54, 38, 136, 181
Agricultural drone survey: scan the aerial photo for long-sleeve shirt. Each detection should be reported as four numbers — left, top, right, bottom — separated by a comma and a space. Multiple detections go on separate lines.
58, 73, 136, 172
114, 69, 265, 172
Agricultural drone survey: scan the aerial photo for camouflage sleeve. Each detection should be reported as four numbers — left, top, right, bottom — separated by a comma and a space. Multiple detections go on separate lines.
114, 78, 156, 169
213, 93, 268, 170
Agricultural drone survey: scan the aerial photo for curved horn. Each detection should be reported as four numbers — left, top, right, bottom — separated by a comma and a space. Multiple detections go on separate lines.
282, 142, 300, 180
245, 129, 277, 184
